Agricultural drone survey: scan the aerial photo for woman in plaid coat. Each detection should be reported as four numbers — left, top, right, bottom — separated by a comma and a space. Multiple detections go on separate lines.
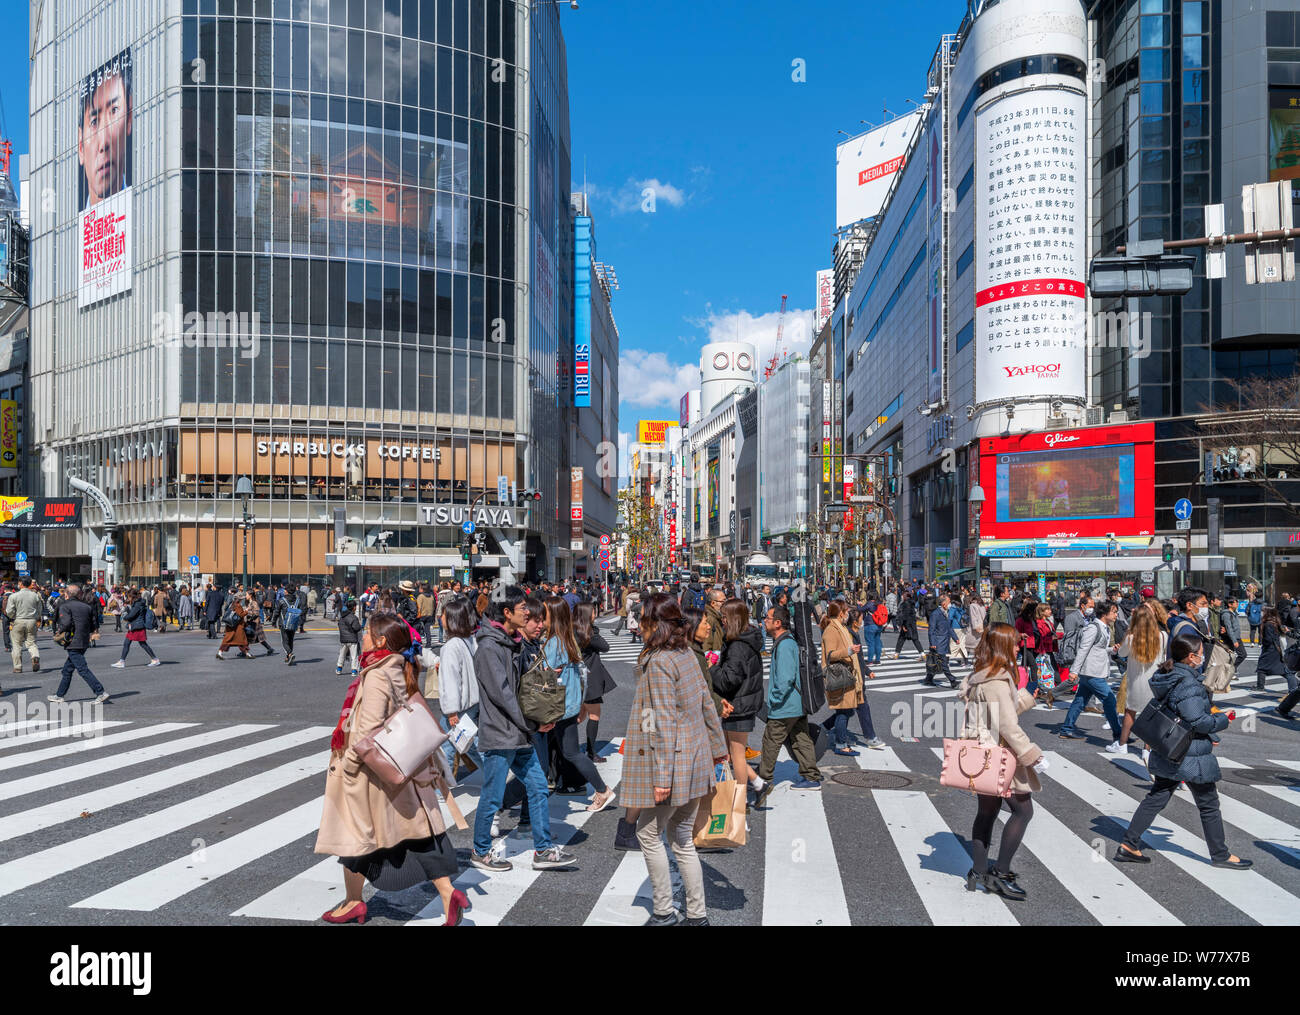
622, 592, 728, 926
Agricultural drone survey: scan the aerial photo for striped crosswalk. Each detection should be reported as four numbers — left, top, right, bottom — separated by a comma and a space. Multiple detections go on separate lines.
3, 706, 1299, 926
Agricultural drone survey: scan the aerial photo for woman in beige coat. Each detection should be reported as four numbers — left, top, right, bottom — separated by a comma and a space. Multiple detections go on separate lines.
820, 602, 865, 757
315, 612, 470, 926
959, 621, 1049, 902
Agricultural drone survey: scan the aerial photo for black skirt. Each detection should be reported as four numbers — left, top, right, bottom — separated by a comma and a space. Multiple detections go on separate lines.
722, 716, 756, 733
339, 834, 458, 889
584, 658, 617, 702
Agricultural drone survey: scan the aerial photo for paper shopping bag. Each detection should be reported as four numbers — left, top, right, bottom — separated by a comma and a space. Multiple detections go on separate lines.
692, 768, 747, 849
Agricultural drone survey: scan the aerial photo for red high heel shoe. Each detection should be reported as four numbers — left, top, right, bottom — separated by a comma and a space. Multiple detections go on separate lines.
320, 900, 367, 924
445, 889, 470, 926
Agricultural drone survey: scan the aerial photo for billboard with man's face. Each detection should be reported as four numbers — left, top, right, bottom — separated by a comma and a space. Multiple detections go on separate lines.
77, 47, 134, 307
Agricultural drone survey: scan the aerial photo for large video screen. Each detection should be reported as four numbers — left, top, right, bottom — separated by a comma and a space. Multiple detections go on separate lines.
995, 444, 1135, 524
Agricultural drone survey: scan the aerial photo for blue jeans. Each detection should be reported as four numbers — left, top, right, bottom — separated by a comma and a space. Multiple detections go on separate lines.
822, 709, 854, 747
864, 627, 882, 663
1061, 674, 1122, 739
58, 650, 104, 697
473, 747, 554, 856
439, 702, 483, 772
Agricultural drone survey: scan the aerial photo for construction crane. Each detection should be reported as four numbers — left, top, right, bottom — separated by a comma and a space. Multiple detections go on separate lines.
765, 293, 787, 378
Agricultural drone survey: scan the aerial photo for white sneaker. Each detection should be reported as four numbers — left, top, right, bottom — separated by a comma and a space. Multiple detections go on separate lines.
490, 814, 501, 838
147, 659, 161, 667
46, 694, 65, 703
1141, 749, 1150, 766
1104, 740, 1125, 754
94, 692, 111, 703
111, 661, 125, 668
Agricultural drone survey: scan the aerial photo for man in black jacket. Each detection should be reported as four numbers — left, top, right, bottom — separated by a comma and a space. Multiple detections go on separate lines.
49, 583, 109, 704
468, 585, 574, 875
204, 585, 224, 638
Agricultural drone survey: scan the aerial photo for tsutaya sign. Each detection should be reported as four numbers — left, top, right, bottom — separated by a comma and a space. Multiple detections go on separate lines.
419, 503, 521, 527
257, 439, 441, 461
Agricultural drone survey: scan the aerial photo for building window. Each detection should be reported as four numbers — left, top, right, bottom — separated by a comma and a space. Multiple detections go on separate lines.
955, 318, 974, 351
956, 242, 974, 280
955, 166, 974, 205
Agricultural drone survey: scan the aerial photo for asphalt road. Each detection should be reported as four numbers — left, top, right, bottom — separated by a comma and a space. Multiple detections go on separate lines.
0, 616, 1297, 926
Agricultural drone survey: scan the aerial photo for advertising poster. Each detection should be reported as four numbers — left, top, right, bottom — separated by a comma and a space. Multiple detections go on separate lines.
78, 47, 134, 308
835, 113, 924, 229
814, 269, 835, 333
0, 399, 16, 472
1269, 89, 1300, 182
926, 95, 944, 406
975, 90, 1087, 404
994, 443, 1136, 524
707, 446, 720, 523
570, 467, 583, 552
0, 496, 84, 528
637, 419, 678, 447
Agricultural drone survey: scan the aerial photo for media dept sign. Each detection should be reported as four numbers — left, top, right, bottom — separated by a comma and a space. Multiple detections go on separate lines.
975, 88, 1087, 405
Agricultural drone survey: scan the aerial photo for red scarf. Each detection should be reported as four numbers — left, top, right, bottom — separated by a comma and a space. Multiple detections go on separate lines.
330, 649, 394, 752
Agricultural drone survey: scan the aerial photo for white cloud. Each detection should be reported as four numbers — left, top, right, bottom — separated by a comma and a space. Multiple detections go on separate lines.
582, 176, 692, 215
618, 348, 699, 408
693, 306, 817, 371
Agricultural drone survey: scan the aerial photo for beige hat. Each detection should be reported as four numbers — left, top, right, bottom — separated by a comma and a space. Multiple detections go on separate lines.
399, 580, 416, 592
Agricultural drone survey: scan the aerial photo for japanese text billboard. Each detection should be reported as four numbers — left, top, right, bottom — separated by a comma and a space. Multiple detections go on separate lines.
975, 89, 1087, 405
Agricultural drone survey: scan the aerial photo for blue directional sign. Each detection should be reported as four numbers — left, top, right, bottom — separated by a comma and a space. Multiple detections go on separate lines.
14, 551, 26, 563
1174, 498, 1193, 521
188, 554, 200, 567
461, 520, 475, 535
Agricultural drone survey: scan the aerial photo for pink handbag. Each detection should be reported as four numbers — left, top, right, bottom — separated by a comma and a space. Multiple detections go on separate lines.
940, 738, 1017, 798
352, 665, 449, 792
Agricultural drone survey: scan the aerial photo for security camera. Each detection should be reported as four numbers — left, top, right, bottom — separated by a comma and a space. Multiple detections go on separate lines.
964, 405, 975, 421
917, 404, 932, 417
1050, 399, 1064, 414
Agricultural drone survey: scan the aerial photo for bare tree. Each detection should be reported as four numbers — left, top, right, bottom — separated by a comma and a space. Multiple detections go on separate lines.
1197, 373, 1300, 518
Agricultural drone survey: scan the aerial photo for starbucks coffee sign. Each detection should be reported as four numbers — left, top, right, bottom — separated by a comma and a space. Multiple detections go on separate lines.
256, 439, 440, 461
420, 504, 521, 527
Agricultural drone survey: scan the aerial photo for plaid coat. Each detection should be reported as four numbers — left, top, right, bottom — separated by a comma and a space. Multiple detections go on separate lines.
621, 646, 727, 809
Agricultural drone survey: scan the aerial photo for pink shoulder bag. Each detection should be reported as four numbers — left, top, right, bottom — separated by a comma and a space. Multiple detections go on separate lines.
352, 663, 449, 792
939, 682, 1016, 798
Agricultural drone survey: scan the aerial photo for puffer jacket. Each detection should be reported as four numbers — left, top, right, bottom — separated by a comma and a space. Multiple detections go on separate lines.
712, 624, 765, 720
1145, 661, 1229, 784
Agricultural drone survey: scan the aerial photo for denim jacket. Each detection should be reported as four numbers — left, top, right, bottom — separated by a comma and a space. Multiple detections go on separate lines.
545, 636, 587, 720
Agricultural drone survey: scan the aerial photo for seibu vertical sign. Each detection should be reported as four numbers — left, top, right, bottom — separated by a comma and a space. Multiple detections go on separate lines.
975, 89, 1087, 405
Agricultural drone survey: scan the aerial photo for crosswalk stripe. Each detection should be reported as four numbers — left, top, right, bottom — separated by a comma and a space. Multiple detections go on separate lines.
72, 799, 325, 911
233, 777, 484, 921
584, 851, 682, 926
1042, 751, 1300, 925
0, 724, 273, 802
1000, 799, 1181, 925
0, 719, 54, 736
872, 788, 1018, 925
0, 723, 197, 772
406, 745, 625, 926
1271, 759, 1300, 772
0, 721, 131, 752
0, 751, 328, 899
0, 726, 328, 843
854, 746, 909, 772
762, 759, 851, 926
1103, 755, 1300, 865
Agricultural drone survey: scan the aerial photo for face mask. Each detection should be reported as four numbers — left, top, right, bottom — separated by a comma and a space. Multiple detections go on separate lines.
1197, 606, 1209, 621
1084, 608, 1095, 617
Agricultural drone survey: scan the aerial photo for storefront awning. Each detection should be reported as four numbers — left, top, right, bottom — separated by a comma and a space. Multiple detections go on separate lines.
987, 556, 1175, 574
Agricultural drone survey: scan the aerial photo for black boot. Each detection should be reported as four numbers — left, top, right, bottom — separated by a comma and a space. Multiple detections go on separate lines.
614, 817, 641, 852
983, 868, 1027, 901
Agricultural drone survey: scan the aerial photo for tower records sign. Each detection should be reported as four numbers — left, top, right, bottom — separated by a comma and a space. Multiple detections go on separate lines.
77, 48, 134, 308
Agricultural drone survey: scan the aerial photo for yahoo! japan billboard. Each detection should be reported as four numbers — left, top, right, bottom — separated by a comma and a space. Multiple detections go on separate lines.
978, 422, 1155, 541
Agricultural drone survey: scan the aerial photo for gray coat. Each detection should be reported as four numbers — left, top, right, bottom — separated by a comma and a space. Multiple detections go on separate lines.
928, 607, 953, 652
472, 619, 533, 751
1146, 662, 1229, 784
1220, 608, 1242, 645
1073, 618, 1113, 679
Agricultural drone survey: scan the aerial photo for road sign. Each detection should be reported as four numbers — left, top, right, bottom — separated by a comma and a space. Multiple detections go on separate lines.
598, 557, 610, 571
1176, 519, 1191, 531
188, 554, 199, 567
17, 568, 29, 577
599, 534, 610, 547
635, 553, 644, 569
497, 475, 509, 503
1141, 571, 1155, 582
15, 551, 26, 562
1174, 498, 1193, 521
461, 520, 475, 535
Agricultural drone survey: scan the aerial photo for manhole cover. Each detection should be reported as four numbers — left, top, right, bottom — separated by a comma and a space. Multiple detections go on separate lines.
831, 771, 913, 790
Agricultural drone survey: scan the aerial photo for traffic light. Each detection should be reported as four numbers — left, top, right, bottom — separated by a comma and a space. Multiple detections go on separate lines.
461, 538, 473, 561
519, 488, 543, 502
1162, 540, 1176, 564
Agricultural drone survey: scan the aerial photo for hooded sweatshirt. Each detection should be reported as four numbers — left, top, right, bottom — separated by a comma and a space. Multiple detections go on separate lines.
472, 619, 533, 750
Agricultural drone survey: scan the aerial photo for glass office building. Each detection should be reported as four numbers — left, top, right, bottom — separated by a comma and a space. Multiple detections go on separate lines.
1092, 0, 1300, 593
30, 0, 576, 582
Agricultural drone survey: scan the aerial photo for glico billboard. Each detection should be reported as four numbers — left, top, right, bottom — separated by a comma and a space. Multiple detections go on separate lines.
977, 422, 1155, 540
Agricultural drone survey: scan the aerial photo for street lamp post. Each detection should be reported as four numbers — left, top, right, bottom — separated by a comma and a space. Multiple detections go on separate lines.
235, 475, 254, 590
969, 484, 986, 592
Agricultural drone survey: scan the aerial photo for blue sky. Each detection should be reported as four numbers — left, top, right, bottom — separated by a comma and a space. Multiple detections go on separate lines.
0, 0, 969, 434
561, 0, 968, 445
